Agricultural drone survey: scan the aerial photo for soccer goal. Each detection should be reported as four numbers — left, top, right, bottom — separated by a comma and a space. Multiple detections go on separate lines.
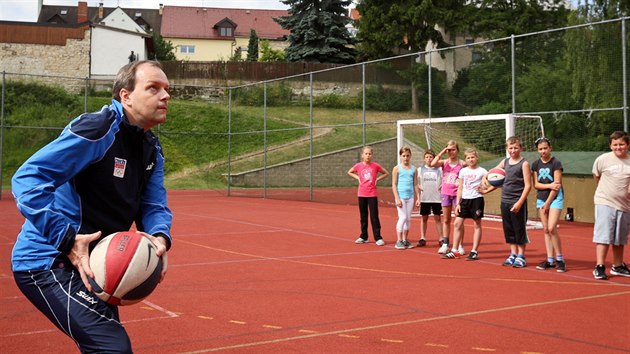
397, 113, 545, 228
396, 113, 544, 165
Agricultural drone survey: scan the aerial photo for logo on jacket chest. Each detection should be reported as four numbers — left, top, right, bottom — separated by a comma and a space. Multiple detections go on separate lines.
114, 157, 127, 178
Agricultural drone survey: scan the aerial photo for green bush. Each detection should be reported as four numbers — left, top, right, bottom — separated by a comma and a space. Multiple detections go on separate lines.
362, 85, 410, 112
5, 81, 79, 115
232, 83, 293, 106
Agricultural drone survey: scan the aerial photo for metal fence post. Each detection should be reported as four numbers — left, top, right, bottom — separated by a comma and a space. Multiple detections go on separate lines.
362, 63, 366, 146
622, 18, 628, 131
227, 88, 232, 196
511, 34, 516, 115
263, 81, 267, 198
309, 72, 314, 201
0, 71, 5, 199
84, 77, 88, 112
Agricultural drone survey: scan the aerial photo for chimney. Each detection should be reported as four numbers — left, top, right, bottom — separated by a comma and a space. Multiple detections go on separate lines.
98, 2, 104, 19
159, 4, 164, 16
77, 1, 88, 23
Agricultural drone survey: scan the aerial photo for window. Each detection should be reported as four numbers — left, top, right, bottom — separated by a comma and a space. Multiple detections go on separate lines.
220, 27, 233, 37
180, 46, 195, 54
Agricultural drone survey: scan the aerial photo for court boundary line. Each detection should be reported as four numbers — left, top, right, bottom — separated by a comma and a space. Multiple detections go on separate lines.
179, 290, 630, 353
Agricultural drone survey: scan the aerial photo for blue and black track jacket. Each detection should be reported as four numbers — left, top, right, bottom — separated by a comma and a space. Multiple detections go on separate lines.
11, 100, 173, 272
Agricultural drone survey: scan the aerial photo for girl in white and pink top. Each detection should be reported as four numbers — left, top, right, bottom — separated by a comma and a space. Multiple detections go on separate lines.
348, 146, 390, 245
430, 140, 466, 254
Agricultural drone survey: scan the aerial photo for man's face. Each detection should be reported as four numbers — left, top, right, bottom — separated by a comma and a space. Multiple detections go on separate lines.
121, 63, 170, 131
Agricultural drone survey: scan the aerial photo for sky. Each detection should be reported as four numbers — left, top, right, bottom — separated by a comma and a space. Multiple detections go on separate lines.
0, 0, 291, 22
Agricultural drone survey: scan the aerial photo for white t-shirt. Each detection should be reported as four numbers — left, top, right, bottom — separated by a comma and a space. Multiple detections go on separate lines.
418, 166, 442, 203
458, 166, 488, 200
592, 151, 630, 212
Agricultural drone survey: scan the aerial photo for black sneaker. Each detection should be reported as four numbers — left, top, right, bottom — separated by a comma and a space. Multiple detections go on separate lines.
556, 261, 567, 273
466, 251, 478, 261
611, 263, 630, 277
417, 239, 427, 247
593, 264, 608, 280
536, 261, 556, 270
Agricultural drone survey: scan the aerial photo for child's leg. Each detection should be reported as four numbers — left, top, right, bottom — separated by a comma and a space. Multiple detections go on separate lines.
396, 205, 406, 242
451, 217, 464, 252
420, 215, 428, 239
358, 197, 369, 239
547, 208, 563, 259
596, 243, 609, 265
538, 207, 554, 260
611, 245, 624, 267
434, 214, 444, 240
442, 205, 453, 245
471, 219, 482, 252
368, 197, 382, 240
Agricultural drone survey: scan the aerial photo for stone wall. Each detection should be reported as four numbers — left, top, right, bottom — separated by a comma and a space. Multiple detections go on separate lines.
0, 29, 91, 93
227, 139, 399, 188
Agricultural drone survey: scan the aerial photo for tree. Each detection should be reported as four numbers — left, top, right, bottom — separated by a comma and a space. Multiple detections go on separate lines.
149, 33, 176, 61
355, 0, 470, 60
259, 40, 286, 62
563, 0, 629, 147
275, 0, 357, 64
247, 29, 259, 61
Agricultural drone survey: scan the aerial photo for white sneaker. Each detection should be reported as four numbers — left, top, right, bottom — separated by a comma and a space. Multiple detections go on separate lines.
438, 243, 449, 254
457, 246, 466, 256
375, 239, 385, 246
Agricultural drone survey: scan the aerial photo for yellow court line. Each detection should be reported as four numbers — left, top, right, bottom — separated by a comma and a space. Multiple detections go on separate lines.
179, 290, 630, 353
177, 239, 623, 287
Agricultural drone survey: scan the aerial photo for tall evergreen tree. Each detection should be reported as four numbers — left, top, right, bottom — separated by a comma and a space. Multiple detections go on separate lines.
275, 0, 357, 64
247, 29, 259, 61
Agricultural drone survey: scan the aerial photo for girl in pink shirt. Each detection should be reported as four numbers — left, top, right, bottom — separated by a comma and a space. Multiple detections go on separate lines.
348, 146, 390, 245
430, 140, 466, 254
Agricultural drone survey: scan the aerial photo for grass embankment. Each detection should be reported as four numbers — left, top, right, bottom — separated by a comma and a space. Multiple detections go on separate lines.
1, 82, 406, 189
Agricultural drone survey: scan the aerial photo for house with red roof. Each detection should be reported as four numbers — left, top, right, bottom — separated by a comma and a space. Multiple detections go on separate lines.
160, 6, 289, 61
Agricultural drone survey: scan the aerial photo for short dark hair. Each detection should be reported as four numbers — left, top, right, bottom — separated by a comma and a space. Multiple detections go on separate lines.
112, 60, 164, 101
609, 131, 629, 144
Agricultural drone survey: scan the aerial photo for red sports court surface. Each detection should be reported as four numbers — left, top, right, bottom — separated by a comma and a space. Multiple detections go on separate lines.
1, 190, 628, 353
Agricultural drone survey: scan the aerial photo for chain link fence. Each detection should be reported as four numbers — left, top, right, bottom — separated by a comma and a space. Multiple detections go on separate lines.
1, 18, 628, 210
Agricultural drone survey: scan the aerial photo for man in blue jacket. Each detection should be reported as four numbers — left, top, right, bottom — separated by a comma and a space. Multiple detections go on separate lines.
11, 60, 173, 353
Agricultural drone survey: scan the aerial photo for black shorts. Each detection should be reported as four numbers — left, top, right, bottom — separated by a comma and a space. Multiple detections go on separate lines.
420, 202, 442, 216
457, 197, 484, 219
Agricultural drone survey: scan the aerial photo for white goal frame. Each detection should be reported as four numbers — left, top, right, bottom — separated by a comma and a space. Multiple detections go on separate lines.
397, 113, 545, 229
396, 113, 545, 158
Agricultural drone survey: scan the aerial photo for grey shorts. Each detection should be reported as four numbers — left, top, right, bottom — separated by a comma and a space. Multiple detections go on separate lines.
593, 204, 630, 245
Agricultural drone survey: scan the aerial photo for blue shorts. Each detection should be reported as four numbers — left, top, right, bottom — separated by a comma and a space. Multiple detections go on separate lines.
593, 204, 630, 245
536, 196, 564, 210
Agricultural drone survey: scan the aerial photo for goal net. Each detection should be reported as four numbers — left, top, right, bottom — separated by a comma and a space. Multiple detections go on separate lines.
396, 113, 545, 228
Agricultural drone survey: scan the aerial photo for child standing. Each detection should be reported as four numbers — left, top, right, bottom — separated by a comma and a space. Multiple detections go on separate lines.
531, 137, 566, 272
392, 147, 417, 250
416, 150, 444, 247
430, 140, 466, 254
442, 148, 494, 260
348, 146, 390, 246
591, 131, 630, 280
491, 136, 532, 268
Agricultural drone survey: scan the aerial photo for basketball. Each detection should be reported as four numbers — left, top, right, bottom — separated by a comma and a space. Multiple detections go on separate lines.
89, 231, 163, 306
487, 167, 506, 187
